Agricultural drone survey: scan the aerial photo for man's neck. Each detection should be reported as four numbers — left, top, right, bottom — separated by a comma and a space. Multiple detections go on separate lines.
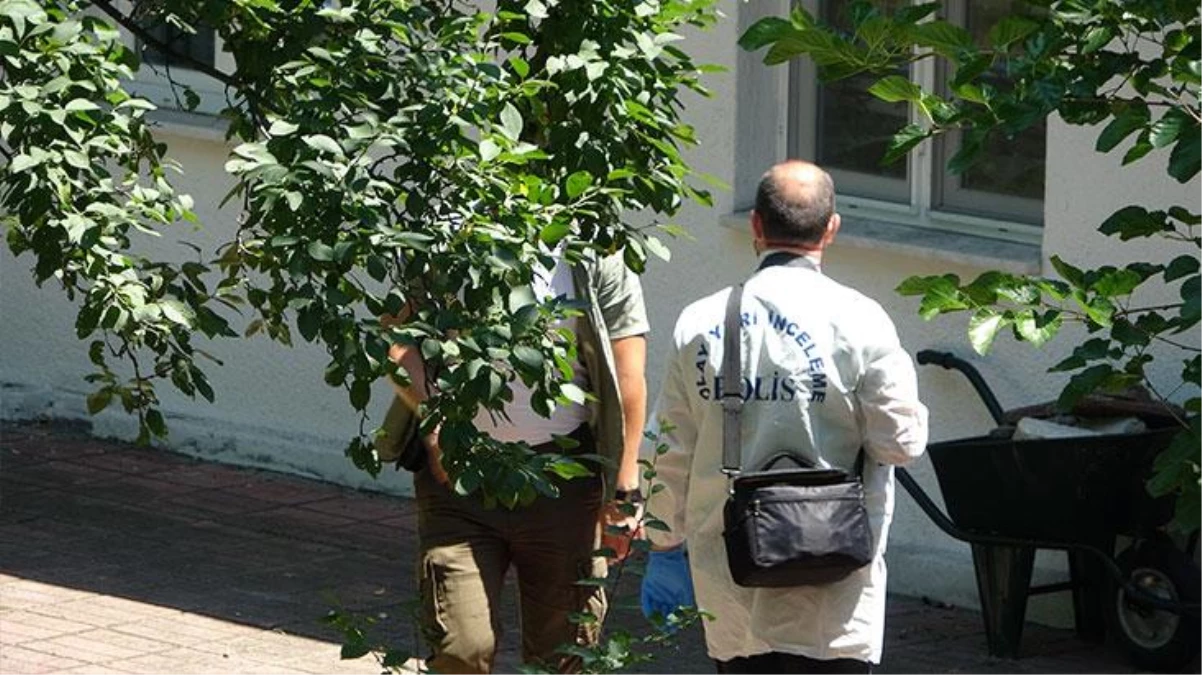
761, 245, 822, 265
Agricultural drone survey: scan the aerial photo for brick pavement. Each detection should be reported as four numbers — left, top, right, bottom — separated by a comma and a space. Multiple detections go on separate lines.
0, 419, 1151, 674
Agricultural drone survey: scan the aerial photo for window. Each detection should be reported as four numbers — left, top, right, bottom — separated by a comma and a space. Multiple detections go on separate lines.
140, 23, 217, 71
114, 2, 230, 117
789, 0, 1046, 239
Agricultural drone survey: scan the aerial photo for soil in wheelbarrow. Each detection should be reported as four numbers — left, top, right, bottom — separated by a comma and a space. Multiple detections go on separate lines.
926, 395, 1184, 543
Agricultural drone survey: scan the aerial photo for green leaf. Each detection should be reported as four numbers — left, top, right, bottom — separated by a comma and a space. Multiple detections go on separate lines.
64, 98, 99, 113
882, 124, 929, 165
896, 3, 940, 24
1165, 255, 1199, 282
565, 170, 592, 199
1097, 206, 1166, 240
1095, 104, 1149, 152
1179, 275, 1200, 329
988, 16, 1038, 49
9, 153, 42, 173
1122, 138, 1154, 165
303, 134, 344, 156
1081, 25, 1114, 53
547, 458, 593, 479
897, 275, 971, 318
1013, 309, 1061, 347
1169, 206, 1201, 225
868, 75, 922, 103
1056, 364, 1116, 410
508, 56, 530, 77
952, 82, 988, 105
539, 221, 571, 245
268, 119, 299, 136
381, 651, 412, 669
644, 236, 671, 262
1050, 338, 1110, 372
513, 345, 543, 369
908, 21, 974, 55
738, 17, 794, 51
1111, 318, 1150, 348
968, 311, 1005, 354
1049, 255, 1086, 287
1091, 268, 1143, 297
1168, 126, 1200, 183
86, 389, 113, 415
499, 103, 522, 142
159, 300, 195, 326
340, 641, 371, 660
560, 382, 587, 405
350, 379, 370, 411
1149, 109, 1191, 148
308, 241, 335, 262
524, 0, 548, 19
479, 138, 501, 162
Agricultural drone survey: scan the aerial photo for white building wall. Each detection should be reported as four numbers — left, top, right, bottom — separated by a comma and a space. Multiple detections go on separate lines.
2, 1, 1198, 623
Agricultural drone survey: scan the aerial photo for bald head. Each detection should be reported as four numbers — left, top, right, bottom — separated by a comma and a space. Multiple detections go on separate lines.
754, 161, 836, 247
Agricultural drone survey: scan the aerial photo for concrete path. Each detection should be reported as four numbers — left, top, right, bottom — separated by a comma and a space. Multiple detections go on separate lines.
1, 419, 1146, 674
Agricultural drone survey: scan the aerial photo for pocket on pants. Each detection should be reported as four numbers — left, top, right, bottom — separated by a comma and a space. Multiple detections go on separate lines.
419, 557, 449, 648
573, 557, 608, 647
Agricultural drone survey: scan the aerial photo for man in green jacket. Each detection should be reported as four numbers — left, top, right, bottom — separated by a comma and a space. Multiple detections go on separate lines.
385, 249, 649, 673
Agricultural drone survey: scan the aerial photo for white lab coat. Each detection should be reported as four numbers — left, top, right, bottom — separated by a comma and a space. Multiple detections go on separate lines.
644, 255, 928, 664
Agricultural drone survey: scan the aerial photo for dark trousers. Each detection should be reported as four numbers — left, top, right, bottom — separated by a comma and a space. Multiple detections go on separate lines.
415, 426, 606, 674
715, 652, 873, 674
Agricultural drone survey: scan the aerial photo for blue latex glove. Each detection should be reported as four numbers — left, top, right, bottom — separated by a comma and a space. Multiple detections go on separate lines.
641, 547, 696, 626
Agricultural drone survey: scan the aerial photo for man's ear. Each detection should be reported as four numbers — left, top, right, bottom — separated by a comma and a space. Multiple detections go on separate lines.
750, 210, 764, 240
823, 213, 841, 246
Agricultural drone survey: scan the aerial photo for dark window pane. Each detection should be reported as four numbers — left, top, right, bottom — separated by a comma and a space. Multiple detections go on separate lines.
957, 123, 1046, 201
816, 73, 908, 182
939, 0, 1046, 216
815, 0, 909, 200
141, 23, 216, 70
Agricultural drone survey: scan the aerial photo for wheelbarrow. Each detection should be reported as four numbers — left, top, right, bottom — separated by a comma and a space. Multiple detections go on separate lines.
896, 350, 1200, 672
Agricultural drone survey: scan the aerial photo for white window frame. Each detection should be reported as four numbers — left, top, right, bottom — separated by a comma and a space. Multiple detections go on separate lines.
788, 0, 1045, 245
111, 1, 231, 117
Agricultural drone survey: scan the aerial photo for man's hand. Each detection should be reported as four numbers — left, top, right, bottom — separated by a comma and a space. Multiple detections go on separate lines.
424, 432, 450, 487
599, 499, 643, 562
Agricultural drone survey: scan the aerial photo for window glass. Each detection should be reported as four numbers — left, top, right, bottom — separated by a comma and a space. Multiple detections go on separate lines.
936, 0, 1046, 221
814, 0, 909, 202
140, 24, 216, 70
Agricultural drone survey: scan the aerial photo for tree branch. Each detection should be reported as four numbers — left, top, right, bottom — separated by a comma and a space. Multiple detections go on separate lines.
91, 0, 237, 89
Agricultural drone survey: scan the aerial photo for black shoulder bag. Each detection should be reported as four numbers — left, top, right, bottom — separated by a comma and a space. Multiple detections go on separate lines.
719, 272, 874, 588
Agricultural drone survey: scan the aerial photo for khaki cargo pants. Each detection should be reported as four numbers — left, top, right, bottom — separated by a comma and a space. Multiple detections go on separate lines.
414, 435, 608, 674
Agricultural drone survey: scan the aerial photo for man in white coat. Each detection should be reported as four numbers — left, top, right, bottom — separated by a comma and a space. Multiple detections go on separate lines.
639, 160, 929, 673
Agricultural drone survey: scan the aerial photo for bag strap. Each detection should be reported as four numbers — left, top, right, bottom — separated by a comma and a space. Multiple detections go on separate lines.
721, 283, 745, 476
719, 253, 868, 479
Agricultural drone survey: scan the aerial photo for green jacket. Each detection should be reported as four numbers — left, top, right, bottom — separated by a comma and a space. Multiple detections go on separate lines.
378, 252, 649, 499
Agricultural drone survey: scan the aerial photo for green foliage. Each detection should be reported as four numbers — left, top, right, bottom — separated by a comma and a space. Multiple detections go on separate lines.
743, 0, 1200, 533
2, 0, 718, 506
1, 0, 230, 443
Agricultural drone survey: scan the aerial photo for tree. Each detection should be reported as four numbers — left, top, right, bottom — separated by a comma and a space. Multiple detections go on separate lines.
1, 0, 718, 506
741, 0, 1200, 531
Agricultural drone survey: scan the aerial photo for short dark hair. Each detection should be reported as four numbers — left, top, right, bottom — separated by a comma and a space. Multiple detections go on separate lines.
754, 167, 835, 245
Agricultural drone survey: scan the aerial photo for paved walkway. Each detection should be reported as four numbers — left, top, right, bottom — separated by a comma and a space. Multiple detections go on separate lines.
0, 419, 1148, 674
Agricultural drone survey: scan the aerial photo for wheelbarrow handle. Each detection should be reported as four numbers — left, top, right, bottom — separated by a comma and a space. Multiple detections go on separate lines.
916, 350, 1006, 426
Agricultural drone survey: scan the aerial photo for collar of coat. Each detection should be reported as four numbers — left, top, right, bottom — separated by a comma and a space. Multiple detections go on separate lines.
757, 250, 822, 273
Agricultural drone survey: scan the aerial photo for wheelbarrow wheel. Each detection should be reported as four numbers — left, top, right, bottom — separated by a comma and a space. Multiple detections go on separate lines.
1107, 538, 1200, 672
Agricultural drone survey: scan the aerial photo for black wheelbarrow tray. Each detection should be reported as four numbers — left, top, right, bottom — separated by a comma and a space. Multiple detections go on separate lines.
896, 350, 1200, 672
